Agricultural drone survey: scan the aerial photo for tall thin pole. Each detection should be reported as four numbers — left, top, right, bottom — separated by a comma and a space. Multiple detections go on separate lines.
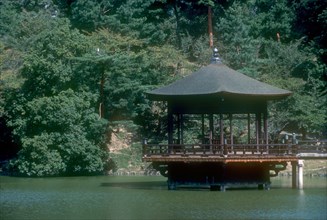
208, 6, 213, 48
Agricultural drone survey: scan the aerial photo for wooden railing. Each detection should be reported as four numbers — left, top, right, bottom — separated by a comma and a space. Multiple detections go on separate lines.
297, 140, 327, 153
143, 140, 327, 158
143, 143, 298, 157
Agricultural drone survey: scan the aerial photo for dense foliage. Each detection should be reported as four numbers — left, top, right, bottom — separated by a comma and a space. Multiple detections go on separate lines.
0, 0, 326, 176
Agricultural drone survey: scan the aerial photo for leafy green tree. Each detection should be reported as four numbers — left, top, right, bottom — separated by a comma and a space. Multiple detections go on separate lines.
216, 0, 326, 138
217, 1, 261, 69
0, 1, 60, 50
69, 0, 117, 30
68, 0, 211, 49
0, 2, 30, 160
86, 28, 192, 120
8, 90, 109, 176
261, 41, 326, 138
19, 19, 93, 97
69, 0, 166, 44
251, 0, 295, 41
2, 13, 112, 175
292, 0, 327, 63
1, 0, 326, 176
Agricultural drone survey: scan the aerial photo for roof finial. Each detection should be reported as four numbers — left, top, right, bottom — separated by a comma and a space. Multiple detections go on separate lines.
211, 48, 222, 64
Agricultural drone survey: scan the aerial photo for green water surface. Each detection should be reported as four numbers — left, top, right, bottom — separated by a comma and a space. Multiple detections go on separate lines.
0, 175, 326, 220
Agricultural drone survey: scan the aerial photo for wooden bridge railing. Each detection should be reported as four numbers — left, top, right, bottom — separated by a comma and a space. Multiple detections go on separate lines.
142, 140, 327, 158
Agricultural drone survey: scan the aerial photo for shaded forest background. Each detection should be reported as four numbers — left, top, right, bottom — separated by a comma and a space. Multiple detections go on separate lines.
0, 0, 326, 176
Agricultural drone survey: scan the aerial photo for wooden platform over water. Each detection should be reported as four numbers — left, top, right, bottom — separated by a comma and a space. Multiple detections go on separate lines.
142, 142, 327, 163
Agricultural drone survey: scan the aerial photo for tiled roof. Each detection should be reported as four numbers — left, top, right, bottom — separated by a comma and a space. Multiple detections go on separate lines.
147, 63, 291, 101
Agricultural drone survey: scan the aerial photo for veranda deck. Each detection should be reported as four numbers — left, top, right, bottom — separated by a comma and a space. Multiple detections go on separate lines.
142, 142, 326, 163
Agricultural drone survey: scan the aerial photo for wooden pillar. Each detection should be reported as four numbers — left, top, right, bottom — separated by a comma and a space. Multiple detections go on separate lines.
177, 114, 181, 144
220, 114, 224, 145
264, 111, 268, 145
177, 114, 184, 144
258, 113, 262, 144
229, 114, 233, 146
180, 114, 184, 145
255, 113, 259, 145
209, 114, 214, 145
168, 103, 173, 145
247, 113, 251, 144
201, 114, 205, 144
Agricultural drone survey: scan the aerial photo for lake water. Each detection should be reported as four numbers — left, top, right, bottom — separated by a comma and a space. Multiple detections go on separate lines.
0, 175, 326, 220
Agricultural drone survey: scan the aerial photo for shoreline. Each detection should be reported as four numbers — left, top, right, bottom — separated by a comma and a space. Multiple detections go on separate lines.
1, 160, 326, 178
